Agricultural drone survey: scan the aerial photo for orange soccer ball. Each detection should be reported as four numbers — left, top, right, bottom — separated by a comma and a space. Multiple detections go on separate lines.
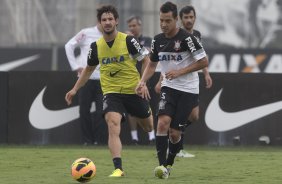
71, 158, 96, 183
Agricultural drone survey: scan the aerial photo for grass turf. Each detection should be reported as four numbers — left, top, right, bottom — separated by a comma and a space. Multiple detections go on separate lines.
1, 145, 282, 184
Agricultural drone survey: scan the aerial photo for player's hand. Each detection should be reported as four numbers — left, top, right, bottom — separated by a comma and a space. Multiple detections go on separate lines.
135, 81, 151, 100
65, 89, 77, 105
165, 70, 180, 80
205, 74, 213, 89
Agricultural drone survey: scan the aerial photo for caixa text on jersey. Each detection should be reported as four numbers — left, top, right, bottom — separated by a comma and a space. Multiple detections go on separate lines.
102, 56, 125, 64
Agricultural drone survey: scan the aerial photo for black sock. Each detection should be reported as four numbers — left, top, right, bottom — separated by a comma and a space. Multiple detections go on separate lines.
179, 133, 184, 150
166, 138, 182, 166
179, 120, 192, 150
113, 157, 122, 170
156, 135, 168, 166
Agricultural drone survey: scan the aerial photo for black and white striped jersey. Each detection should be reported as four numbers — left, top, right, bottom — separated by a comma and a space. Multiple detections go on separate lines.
150, 28, 206, 94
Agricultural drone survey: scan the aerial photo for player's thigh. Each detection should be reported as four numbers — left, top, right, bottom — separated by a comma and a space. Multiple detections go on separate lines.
105, 111, 122, 135
171, 93, 198, 130
137, 114, 154, 132
103, 94, 126, 121
124, 94, 151, 119
157, 87, 175, 118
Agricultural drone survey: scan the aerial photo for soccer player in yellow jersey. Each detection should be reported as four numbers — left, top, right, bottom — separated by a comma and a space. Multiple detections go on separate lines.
65, 5, 153, 177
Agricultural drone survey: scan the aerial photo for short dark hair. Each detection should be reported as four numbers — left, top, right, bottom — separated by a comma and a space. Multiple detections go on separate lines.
160, 1, 178, 18
97, 5, 119, 22
179, 5, 196, 19
127, 15, 142, 25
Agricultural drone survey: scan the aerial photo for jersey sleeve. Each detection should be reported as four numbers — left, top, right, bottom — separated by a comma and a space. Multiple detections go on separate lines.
184, 35, 206, 61
150, 38, 159, 62
87, 42, 99, 66
126, 35, 149, 62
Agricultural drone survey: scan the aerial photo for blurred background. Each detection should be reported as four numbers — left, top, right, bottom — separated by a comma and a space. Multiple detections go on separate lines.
0, 0, 282, 145
1, 0, 282, 49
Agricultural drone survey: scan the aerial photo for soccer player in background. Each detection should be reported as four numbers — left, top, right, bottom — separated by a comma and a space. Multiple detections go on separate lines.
136, 2, 208, 179
126, 15, 156, 145
65, 24, 105, 145
155, 5, 213, 158
65, 5, 154, 177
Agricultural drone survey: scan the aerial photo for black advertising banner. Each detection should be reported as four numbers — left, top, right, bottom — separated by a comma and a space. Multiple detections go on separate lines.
7, 71, 81, 144
4, 71, 282, 145
0, 72, 8, 143
0, 48, 52, 71
57, 47, 72, 71
186, 73, 282, 145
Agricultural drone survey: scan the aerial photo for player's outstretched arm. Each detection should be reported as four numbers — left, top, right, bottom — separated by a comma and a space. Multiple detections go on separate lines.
65, 65, 96, 105
136, 61, 158, 100
154, 75, 163, 94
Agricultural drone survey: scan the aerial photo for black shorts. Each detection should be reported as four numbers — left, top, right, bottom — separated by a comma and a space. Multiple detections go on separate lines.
158, 87, 199, 130
103, 93, 151, 119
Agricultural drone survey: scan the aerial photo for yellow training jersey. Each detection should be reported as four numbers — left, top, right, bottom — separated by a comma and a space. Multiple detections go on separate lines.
96, 32, 140, 95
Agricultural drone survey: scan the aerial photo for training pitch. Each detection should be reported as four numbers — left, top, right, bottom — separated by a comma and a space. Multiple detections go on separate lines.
1, 145, 282, 184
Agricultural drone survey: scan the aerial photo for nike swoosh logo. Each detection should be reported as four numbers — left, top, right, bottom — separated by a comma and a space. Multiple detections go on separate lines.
205, 89, 282, 132
109, 69, 121, 77
0, 55, 40, 71
29, 86, 96, 129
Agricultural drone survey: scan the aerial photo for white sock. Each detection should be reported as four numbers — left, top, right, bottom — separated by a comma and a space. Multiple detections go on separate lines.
131, 130, 138, 141
148, 130, 155, 140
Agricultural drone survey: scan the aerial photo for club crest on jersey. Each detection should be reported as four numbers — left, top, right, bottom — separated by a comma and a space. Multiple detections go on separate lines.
174, 40, 181, 51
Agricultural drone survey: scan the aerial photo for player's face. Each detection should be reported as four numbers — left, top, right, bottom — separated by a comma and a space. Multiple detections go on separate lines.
100, 12, 118, 35
127, 19, 141, 37
160, 12, 178, 36
181, 11, 195, 32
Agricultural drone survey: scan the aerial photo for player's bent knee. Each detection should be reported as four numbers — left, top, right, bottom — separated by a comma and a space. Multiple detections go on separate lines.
188, 114, 199, 123
169, 129, 181, 143
157, 121, 169, 133
143, 124, 153, 132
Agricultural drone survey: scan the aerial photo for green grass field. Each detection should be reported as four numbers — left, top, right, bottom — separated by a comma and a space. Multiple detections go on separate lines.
1, 145, 282, 184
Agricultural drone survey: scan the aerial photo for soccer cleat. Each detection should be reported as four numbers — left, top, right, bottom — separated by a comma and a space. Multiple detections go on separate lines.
166, 165, 172, 176
176, 149, 195, 158
109, 168, 125, 177
154, 165, 169, 179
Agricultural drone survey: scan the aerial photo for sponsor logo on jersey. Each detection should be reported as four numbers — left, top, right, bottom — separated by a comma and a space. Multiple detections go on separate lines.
109, 69, 121, 77
102, 56, 125, 64
185, 37, 196, 53
158, 53, 183, 62
174, 40, 181, 51
131, 38, 142, 52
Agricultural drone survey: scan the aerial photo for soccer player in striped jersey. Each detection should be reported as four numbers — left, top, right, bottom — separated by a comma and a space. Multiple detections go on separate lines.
136, 2, 208, 179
